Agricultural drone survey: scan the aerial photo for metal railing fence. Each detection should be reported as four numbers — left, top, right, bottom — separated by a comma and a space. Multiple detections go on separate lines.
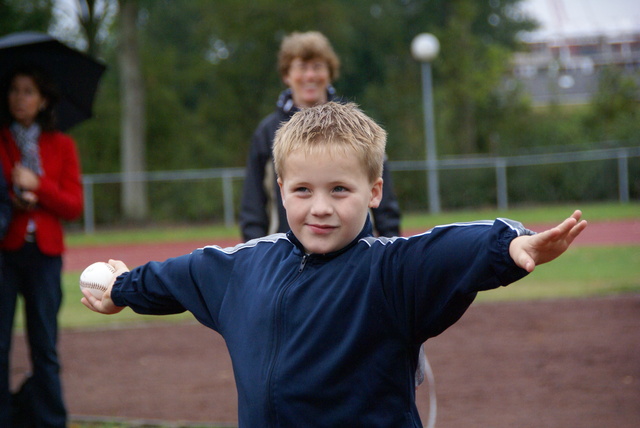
81, 146, 639, 234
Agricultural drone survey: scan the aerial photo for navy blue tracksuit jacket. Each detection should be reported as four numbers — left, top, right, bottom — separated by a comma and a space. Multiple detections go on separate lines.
112, 218, 531, 427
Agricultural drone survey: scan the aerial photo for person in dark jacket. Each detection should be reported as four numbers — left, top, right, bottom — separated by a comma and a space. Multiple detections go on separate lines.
239, 31, 401, 241
82, 102, 587, 427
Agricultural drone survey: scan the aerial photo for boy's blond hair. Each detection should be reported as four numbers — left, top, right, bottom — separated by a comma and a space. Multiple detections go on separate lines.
278, 31, 340, 81
273, 102, 387, 183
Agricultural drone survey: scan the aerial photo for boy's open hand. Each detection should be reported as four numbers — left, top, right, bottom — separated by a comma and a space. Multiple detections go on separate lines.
509, 210, 587, 273
81, 259, 129, 315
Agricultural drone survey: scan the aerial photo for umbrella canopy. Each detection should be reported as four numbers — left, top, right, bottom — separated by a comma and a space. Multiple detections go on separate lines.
0, 31, 106, 131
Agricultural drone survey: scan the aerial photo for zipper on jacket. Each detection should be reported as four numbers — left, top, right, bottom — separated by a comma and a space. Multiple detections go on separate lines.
266, 254, 309, 423
299, 254, 309, 272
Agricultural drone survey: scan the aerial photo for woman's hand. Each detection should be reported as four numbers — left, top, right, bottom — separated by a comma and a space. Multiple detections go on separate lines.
12, 162, 40, 191
12, 190, 38, 210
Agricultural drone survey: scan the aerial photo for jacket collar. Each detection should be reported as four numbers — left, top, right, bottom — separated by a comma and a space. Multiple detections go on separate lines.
276, 86, 338, 116
286, 215, 374, 259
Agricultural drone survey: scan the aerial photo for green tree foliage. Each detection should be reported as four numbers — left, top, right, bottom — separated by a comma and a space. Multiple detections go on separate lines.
66, 0, 543, 222
592, 66, 639, 122
0, 0, 54, 36
434, 0, 537, 154
71, 0, 538, 176
587, 66, 640, 141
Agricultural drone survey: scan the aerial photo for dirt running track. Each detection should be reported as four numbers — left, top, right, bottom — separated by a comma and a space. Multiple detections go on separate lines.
8, 220, 640, 427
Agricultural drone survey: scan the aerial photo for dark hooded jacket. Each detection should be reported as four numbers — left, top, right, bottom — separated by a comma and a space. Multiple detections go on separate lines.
111, 217, 531, 427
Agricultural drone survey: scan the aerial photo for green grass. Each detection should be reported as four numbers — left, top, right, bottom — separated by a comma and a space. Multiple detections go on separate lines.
13, 275, 195, 330
66, 201, 639, 247
476, 245, 640, 302
66, 222, 240, 247
401, 201, 639, 231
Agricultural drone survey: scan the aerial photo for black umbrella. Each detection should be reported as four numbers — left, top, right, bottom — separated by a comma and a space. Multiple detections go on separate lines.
0, 31, 106, 131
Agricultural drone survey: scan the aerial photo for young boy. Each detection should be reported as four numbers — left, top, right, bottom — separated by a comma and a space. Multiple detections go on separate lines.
82, 102, 587, 427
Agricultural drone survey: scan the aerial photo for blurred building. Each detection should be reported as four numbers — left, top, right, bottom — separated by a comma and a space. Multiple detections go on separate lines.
507, 32, 640, 106
507, 0, 640, 106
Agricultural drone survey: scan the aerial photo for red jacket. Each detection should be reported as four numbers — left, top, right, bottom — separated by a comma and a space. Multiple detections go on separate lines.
0, 127, 83, 256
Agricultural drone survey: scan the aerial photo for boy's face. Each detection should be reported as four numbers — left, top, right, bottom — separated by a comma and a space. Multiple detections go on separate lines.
278, 149, 383, 254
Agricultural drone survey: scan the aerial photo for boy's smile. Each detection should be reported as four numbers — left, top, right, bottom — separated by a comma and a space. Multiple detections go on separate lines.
278, 149, 383, 254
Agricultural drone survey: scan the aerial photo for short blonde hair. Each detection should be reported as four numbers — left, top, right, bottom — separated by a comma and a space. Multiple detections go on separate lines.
278, 31, 340, 81
273, 102, 386, 183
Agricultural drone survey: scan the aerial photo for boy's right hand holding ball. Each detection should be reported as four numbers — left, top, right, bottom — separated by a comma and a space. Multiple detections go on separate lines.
509, 210, 587, 273
81, 259, 129, 315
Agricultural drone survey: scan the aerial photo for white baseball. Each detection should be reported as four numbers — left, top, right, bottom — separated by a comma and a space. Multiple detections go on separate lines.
79, 262, 116, 299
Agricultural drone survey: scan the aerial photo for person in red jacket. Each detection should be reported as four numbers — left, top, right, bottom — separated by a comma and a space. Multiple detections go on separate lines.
0, 65, 83, 428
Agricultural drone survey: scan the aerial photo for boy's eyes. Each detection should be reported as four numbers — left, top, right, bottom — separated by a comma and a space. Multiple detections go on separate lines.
292, 186, 348, 194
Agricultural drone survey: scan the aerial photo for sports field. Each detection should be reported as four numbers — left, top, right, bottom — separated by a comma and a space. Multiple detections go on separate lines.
8, 204, 640, 427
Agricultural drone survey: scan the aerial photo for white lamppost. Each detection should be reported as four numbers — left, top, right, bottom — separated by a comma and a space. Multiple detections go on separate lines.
411, 33, 441, 214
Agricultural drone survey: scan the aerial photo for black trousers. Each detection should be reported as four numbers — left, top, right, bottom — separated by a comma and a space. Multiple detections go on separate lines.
0, 242, 66, 427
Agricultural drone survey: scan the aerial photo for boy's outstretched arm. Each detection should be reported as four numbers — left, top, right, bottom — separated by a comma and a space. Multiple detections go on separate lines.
81, 259, 129, 315
509, 210, 588, 273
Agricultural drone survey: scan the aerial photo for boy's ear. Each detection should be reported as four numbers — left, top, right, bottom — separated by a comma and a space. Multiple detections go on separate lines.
368, 178, 383, 208
277, 177, 286, 207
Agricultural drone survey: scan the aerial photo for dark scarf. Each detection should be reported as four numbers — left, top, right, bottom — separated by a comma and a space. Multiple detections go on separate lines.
10, 121, 42, 175
276, 86, 338, 116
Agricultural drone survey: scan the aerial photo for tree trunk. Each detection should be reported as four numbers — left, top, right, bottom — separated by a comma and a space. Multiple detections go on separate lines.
118, 0, 148, 221
76, 0, 100, 57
